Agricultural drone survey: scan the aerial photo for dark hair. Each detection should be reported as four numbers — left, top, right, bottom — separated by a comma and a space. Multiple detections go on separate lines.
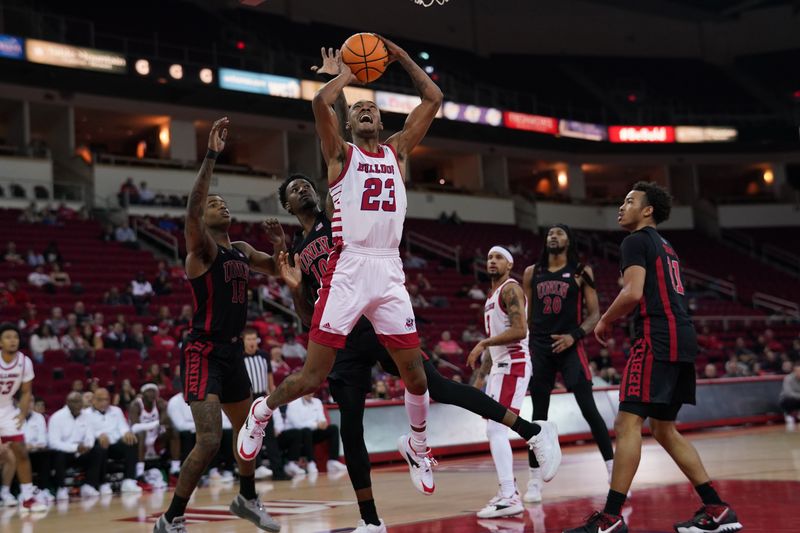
0, 322, 19, 338
278, 174, 317, 211
242, 327, 259, 338
632, 181, 672, 224
535, 224, 579, 272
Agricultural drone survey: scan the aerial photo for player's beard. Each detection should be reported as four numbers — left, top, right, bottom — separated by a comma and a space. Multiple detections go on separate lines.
488, 270, 503, 280
547, 244, 567, 256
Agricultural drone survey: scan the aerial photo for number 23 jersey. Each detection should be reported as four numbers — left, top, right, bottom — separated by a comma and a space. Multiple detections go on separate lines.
329, 143, 406, 250
0, 352, 34, 410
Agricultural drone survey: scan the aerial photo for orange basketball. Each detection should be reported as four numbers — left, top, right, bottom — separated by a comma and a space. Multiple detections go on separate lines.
341, 33, 388, 84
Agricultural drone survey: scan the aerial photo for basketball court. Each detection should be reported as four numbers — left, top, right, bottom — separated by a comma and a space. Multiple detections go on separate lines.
4, 425, 796, 532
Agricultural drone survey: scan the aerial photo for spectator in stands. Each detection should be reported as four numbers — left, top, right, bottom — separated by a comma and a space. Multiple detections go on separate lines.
71, 301, 89, 325
92, 311, 107, 336
6, 279, 29, 307
26, 248, 44, 267
780, 362, 800, 431
128, 322, 152, 352
144, 363, 169, 394
131, 272, 154, 315
703, 363, 718, 379
81, 323, 103, 350
175, 304, 193, 328
590, 362, 609, 387
763, 329, 784, 352
115, 222, 137, 246
43, 241, 62, 266
415, 272, 432, 292
18, 202, 42, 224
408, 284, 430, 309
103, 286, 131, 306
100, 223, 116, 242
49, 264, 71, 290
723, 358, 749, 378
372, 380, 390, 400
760, 348, 783, 374
18, 305, 39, 334
70, 379, 85, 393
154, 305, 174, 327
270, 347, 291, 379
60, 325, 91, 363
152, 322, 177, 351
282, 333, 307, 361
467, 283, 486, 300
434, 330, 463, 359
606, 338, 626, 360
152, 270, 173, 296
27, 266, 54, 293
85, 388, 142, 494
29, 324, 60, 363
118, 178, 139, 206
166, 391, 197, 473
45, 307, 68, 335
599, 367, 621, 385
282, 393, 348, 475
3, 242, 25, 266
403, 251, 427, 269
113, 379, 136, 412
48, 391, 104, 500
138, 181, 155, 205
697, 325, 724, 352
461, 323, 484, 344
105, 322, 129, 349
21, 395, 50, 496
733, 337, 753, 358
593, 347, 613, 371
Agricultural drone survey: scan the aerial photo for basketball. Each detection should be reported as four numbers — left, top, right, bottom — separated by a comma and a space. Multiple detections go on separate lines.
341, 32, 389, 84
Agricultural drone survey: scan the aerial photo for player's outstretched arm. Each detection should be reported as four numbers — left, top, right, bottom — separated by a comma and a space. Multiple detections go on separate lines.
312, 48, 354, 181
185, 117, 228, 271
312, 47, 351, 142
383, 36, 443, 163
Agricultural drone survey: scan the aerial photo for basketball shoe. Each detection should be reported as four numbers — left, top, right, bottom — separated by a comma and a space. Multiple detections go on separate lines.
527, 420, 561, 481
562, 511, 627, 533
352, 519, 387, 532
19, 488, 49, 513
229, 494, 281, 532
477, 491, 524, 518
523, 471, 542, 503
152, 515, 187, 533
237, 396, 270, 461
397, 434, 436, 495
673, 504, 743, 533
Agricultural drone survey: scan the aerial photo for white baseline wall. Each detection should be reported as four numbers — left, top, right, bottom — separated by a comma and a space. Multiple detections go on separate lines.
0, 156, 53, 196
536, 202, 694, 231
717, 204, 800, 228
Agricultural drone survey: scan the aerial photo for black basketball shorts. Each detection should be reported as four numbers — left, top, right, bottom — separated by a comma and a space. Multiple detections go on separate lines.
181, 338, 252, 404
619, 338, 696, 421
530, 341, 593, 391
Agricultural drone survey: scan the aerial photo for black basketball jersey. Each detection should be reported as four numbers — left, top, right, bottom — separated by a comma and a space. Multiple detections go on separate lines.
619, 226, 696, 363
529, 263, 583, 347
188, 245, 249, 343
291, 211, 335, 300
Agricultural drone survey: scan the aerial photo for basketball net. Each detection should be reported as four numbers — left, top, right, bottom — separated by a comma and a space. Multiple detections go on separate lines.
411, 0, 449, 6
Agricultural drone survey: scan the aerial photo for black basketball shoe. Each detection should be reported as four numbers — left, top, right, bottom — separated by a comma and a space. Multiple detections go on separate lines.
674, 504, 743, 533
563, 511, 628, 533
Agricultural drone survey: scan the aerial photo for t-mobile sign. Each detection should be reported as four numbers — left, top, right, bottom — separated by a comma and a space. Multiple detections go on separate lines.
608, 125, 675, 143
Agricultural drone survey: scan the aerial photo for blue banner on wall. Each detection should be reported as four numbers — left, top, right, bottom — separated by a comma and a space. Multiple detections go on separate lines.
0, 34, 24, 60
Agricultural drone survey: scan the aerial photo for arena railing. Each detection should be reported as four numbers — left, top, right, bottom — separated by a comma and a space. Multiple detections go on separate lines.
762, 244, 800, 276
751, 292, 800, 319
133, 217, 179, 263
405, 231, 461, 272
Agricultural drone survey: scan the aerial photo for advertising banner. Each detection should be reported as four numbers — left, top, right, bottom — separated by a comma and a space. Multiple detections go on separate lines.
442, 101, 503, 126
0, 34, 24, 60
559, 119, 608, 141
25, 38, 126, 73
608, 125, 675, 143
219, 68, 301, 98
503, 111, 558, 135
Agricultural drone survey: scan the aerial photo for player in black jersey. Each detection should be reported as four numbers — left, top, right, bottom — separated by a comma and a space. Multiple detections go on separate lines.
154, 118, 280, 533
565, 182, 741, 533
274, 171, 558, 533
522, 224, 614, 503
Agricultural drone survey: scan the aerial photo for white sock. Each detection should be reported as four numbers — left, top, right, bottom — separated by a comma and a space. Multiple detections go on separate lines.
487, 420, 515, 498
0, 486, 10, 498
20, 482, 34, 500
404, 390, 429, 453
253, 396, 273, 423
136, 462, 145, 479
170, 460, 181, 474
529, 467, 542, 485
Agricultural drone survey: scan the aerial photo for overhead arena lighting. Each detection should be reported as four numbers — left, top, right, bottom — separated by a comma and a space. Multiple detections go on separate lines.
199, 68, 214, 84
169, 64, 184, 80
135, 59, 150, 76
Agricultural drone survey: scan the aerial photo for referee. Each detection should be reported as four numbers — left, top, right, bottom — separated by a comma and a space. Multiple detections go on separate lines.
242, 327, 288, 480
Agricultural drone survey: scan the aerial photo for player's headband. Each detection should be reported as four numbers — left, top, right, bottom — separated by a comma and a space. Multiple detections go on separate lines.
488, 246, 513, 264
140, 383, 159, 394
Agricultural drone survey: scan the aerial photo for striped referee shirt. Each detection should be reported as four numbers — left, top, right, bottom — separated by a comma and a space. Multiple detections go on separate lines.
243, 350, 273, 395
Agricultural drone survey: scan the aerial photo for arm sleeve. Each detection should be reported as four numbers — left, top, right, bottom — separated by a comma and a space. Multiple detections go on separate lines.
620, 233, 649, 273
115, 408, 131, 435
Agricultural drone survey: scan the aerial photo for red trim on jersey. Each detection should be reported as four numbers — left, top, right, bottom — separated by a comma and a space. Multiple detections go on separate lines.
0, 435, 23, 443
310, 330, 347, 349
355, 144, 385, 158
640, 298, 651, 350
198, 352, 209, 401
329, 145, 354, 189
377, 333, 420, 350
309, 244, 345, 349
655, 257, 678, 362
384, 143, 399, 162
642, 341, 654, 402
577, 342, 591, 381
498, 374, 519, 409
203, 274, 214, 333
331, 217, 342, 223
0, 353, 19, 370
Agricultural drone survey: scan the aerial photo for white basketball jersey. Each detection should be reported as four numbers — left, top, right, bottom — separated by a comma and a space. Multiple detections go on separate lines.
484, 279, 530, 374
0, 353, 34, 410
134, 397, 161, 444
329, 143, 407, 250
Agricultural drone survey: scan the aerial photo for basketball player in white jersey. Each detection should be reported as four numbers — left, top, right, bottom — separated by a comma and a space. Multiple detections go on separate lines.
129, 383, 169, 487
0, 323, 48, 512
240, 37, 443, 495
467, 249, 561, 518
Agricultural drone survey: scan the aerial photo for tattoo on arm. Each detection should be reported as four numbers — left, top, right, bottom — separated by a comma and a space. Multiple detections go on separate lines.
503, 285, 524, 328
479, 351, 492, 377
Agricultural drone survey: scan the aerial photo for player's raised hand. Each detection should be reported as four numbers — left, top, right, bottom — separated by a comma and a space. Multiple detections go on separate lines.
551, 333, 576, 354
208, 116, 229, 153
311, 47, 341, 77
277, 250, 303, 290
262, 218, 285, 246
377, 35, 409, 64
594, 318, 611, 347
467, 341, 487, 369
334, 49, 360, 85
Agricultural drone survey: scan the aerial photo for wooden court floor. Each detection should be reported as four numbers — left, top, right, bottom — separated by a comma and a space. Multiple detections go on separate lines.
3, 424, 798, 532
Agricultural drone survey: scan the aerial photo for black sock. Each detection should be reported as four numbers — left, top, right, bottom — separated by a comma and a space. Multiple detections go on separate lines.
164, 495, 190, 522
603, 489, 627, 516
695, 482, 723, 505
358, 498, 380, 526
239, 474, 257, 500
510, 417, 540, 440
